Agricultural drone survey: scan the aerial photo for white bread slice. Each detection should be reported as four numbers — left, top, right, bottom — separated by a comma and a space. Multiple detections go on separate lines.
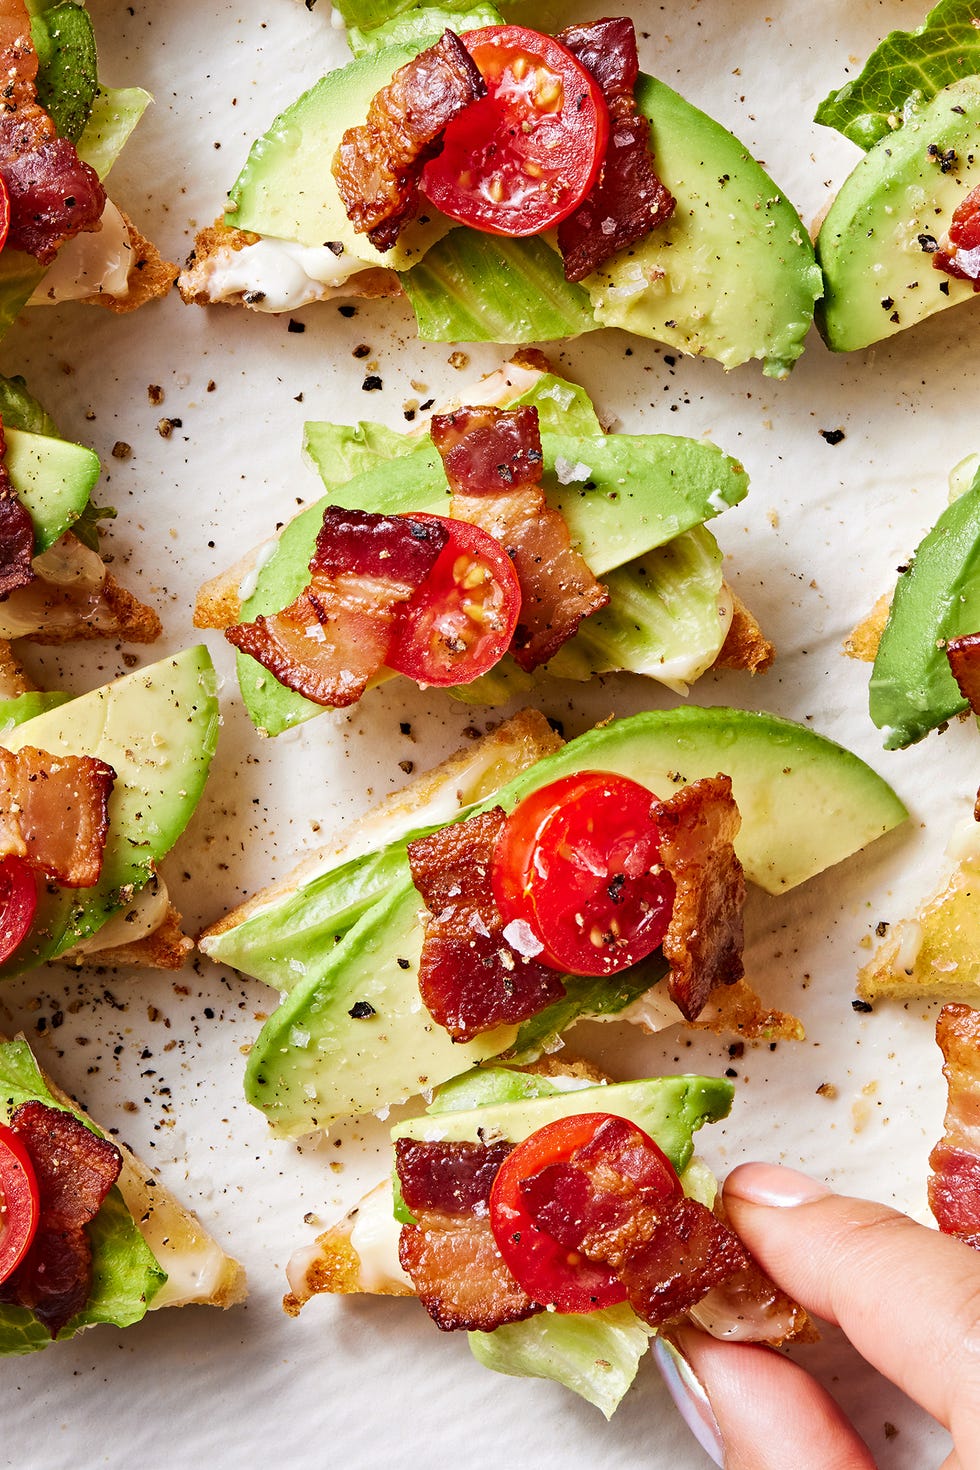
1, 1033, 246, 1313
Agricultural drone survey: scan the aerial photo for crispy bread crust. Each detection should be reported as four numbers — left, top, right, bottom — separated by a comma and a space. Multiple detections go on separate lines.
93, 211, 177, 314
715, 591, 775, 673
844, 592, 891, 663
178, 218, 398, 307
0, 640, 35, 696
81, 901, 193, 971
27, 566, 162, 646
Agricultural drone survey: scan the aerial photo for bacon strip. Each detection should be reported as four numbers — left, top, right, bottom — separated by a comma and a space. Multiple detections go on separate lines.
934, 183, 980, 292
0, 0, 106, 264
947, 632, 980, 714
431, 405, 608, 671
0, 1100, 121, 1337
555, 19, 675, 283
0, 418, 35, 600
406, 807, 565, 1041
929, 1003, 980, 1247
0, 744, 115, 886
226, 507, 448, 708
655, 775, 746, 1023
333, 31, 485, 252
396, 1138, 540, 1332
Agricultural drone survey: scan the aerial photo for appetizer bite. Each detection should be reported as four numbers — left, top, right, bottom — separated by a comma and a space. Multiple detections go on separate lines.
929, 1003, 980, 1248
180, 10, 821, 376
195, 359, 772, 736
200, 705, 906, 1137
284, 1062, 809, 1415
0, 372, 160, 649
846, 453, 980, 751
0, 647, 219, 976
0, 0, 175, 338
816, 0, 980, 352
0, 1033, 244, 1353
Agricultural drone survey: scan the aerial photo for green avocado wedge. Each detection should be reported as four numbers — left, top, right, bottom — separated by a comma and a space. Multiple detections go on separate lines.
870, 460, 980, 749
817, 77, 980, 353
4, 426, 101, 554
232, 705, 906, 1134
0, 647, 220, 975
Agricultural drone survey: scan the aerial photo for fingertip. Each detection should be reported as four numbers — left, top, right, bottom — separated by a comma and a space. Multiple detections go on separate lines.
724, 1161, 832, 1209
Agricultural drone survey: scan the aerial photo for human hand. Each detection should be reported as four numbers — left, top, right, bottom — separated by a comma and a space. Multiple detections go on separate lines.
653, 1163, 980, 1469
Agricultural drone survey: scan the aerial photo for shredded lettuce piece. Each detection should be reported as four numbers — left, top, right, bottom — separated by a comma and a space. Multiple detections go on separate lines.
401, 231, 599, 344
0, 374, 61, 437
75, 85, 151, 180
347, 4, 502, 56
469, 1304, 656, 1418
0, 1039, 166, 1355
815, 0, 980, 148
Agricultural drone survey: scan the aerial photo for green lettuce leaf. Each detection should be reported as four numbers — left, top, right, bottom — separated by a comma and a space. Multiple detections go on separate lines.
0, 374, 62, 437
0, 1039, 166, 1355
75, 85, 152, 180
401, 231, 599, 344
334, 0, 553, 33
815, 0, 980, 148
347, 4, 502, 56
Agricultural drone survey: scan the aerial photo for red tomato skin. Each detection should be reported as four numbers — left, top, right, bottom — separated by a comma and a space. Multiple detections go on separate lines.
0, 855, 37, 966
421, 25, 610, 237
489, 1112, 682, 1313
385, 512, 521, 687
492, 771, 675, 977
0, 1122, 39, 1284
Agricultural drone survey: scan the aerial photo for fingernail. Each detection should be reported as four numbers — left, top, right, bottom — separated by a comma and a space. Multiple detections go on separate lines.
725, 1161, 832, 1208
652, 1336, 725, 1468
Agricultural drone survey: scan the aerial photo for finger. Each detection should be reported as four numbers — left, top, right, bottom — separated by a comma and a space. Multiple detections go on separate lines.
724, 1163, 980, 1456
654, 1325, 876, 1470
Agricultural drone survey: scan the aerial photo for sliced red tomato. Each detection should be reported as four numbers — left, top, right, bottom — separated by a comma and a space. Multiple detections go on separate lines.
490, 1112, 682, 1312
0, 1122, 39, 1284
0, 175, 9, 254
492, 770, 675, 976
385, 513, 521, 687
421, 25, 609, 237
934, 182, 980, 286
0, 855, 37, 965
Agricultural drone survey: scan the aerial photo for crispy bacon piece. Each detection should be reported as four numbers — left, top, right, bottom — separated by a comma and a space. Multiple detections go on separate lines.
934, 183, 980, 292
0, 0, 106, 264
226, 507, 448, 708
396, 1138, 540, 1332
431, 405, 608, 671
0, 744, 115, 886
406, 807, 565, 1041
556, 19, 675, 283
0, 418, 35, 600
688, 1197, 813, 1343
0, 1100, 121, 1337
654, 775, 745, 1023
929, 1003, 980, 1247
947, 632, 980, 714
332, 31, 485, 251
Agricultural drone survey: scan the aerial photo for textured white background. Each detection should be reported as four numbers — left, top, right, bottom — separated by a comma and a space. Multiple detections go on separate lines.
0, 0, 975, 1465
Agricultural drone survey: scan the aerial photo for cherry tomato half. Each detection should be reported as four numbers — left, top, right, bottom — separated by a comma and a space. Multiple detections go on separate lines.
0, 855, 37, 966
489, 1113, 682, 1313
492, 771, 675, 977
0, 175, 9, 254
421, 25, 609, 237
386, 513, 521, 687
0, 1122, 39, 1284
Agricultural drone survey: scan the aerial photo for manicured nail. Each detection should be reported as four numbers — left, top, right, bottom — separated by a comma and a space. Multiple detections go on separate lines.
652, 1335, 725, 1468
725, 1161, 832, 1208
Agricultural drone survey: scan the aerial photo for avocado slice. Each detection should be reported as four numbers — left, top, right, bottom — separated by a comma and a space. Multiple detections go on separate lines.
0, 647, 220, 974
237, 705, 906, 1134
0, 691, 73, 737
4, 426, 101, 554
584, 75, 823, 377
227, 43, 455, 274
869, 462, 980, 749
817, 76, 980, 353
